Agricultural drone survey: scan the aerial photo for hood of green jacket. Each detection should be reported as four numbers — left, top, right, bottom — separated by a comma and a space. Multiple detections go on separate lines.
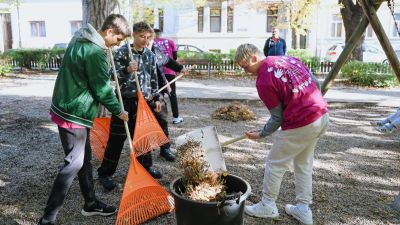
74, 24, 106, 49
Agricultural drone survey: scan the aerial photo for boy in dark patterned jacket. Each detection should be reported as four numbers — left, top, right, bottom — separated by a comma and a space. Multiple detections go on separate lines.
97, 22, 173, 191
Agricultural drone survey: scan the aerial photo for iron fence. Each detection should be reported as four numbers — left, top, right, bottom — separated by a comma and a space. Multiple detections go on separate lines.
5, 57, 393, 76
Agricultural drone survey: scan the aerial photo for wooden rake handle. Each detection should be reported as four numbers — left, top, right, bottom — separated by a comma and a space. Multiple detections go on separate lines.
157, 65, 191, 93
126, 40, 141, 91
220, 134, 247, 147
109, 48, 135, 155
157, 74, 184, 93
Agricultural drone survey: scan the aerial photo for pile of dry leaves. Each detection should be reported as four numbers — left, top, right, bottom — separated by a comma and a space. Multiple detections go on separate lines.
212, 102, 256, 122
176, 140, 225, 202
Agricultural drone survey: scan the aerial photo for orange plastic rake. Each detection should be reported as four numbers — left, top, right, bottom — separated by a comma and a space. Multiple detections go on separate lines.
132, 90, 169, 156
90, 117, 111, 161
116, 154, 174, 225
107, 44, 174, 225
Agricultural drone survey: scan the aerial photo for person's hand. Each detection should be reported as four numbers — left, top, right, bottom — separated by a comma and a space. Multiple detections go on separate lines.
117, 110, 129, 122
154, 101, 161, 112
127, 60, 138, 73
166, 84, 172, 94
180, 67, 189, 75
245, 130, 261, 139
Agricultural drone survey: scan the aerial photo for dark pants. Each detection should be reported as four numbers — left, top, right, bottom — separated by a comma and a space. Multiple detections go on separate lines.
98, 97, 170, 177
165, 74, 179, 118
42, 127, 96, 222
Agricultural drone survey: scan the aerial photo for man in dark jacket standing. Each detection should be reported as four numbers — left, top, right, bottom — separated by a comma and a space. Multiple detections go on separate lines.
37, 14, 130, 225
263, 28, 286, 57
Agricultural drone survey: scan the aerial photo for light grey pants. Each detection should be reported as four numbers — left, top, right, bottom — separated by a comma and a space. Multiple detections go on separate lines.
262, 113, 329, 205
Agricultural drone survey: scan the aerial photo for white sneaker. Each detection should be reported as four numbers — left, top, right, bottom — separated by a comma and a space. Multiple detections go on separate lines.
172, 117, 184, 124
285, 204, 313, 225
244, 201, 279, 218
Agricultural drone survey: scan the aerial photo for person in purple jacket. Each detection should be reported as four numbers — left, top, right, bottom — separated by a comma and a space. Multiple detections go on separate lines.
235, 43, 329, 225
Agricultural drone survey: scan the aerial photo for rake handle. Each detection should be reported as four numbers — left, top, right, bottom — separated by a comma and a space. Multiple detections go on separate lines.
220, 134, 247, 147
126, 40, 141, 91
157, 74, 184, 93
109, 48, 135, 155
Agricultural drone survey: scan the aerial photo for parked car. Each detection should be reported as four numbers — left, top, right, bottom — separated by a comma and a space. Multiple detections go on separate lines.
53, 43, 68, 49
177, 44, 206, 54
383, 49, 400, 64
325, 43, 387, 63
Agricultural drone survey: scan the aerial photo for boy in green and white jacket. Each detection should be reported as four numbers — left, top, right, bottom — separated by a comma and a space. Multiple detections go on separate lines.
37, 14, 130, 225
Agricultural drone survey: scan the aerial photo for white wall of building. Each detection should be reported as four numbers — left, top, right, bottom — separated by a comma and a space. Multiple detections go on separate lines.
161, 1, 277, 53
10, 0, 81, 49
311, 0, 400, 60
3, 0, 400, 57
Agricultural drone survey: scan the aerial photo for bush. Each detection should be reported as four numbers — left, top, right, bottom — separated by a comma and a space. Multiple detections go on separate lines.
3, 48, 65, 70
287, 49, 321, 73
341, 61, 397, 87
0, 53, 12, 75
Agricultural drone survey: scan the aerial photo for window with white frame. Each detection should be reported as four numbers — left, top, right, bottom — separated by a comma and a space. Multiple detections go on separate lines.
393, 13, 400, 37
266, 6, 278, 32
30, 21, 46, 37
330, 14, 343, 38
227, 4, 233, 32
210, 7, 221, 32
198, 7, 204, 32
70, 21, 82, 36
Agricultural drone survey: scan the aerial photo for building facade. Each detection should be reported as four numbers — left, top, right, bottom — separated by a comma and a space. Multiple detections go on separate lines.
1, 0, 399, 60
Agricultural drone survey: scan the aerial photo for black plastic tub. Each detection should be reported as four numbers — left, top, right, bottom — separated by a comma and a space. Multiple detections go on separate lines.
170, 174, 251, 225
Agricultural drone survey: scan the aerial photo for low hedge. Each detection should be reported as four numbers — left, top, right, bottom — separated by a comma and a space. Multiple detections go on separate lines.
0, 53, 11, 75
341, 61, 397, 87
287, 49, 321, 73
3, 48, 66, 69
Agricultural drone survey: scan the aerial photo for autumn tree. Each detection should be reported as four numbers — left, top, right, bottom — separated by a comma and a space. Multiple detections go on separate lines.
285, 0, 319, 49
233, 0, 318, 49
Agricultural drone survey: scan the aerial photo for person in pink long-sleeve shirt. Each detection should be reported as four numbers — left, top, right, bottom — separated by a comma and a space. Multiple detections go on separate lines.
234, 43, 329, 225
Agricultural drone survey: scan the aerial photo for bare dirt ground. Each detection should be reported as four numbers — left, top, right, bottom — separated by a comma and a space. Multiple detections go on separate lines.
0, 75, 400, 225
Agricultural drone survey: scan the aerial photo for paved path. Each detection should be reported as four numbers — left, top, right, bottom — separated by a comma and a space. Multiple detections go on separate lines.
1, 74, 400, 107
177, 80, 400, 107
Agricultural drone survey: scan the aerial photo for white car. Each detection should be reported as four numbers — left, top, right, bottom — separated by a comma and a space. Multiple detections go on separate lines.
325, 43, 387, 63
177, 44, 206, 53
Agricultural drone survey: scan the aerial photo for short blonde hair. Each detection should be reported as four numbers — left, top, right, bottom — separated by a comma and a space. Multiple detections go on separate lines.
234, 44, 263, 65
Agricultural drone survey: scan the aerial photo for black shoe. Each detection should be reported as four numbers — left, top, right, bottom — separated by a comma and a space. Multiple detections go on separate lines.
99, 176, 116, 191
146, 166, 162, 179
160, 148, 175, 162
81, 200, 117, 217
37, 218, 55, 225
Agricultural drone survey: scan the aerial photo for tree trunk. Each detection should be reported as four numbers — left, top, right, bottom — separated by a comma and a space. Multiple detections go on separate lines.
339, 0, 365, 61
82, 0, 119, 29
292, 29, 298, 49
